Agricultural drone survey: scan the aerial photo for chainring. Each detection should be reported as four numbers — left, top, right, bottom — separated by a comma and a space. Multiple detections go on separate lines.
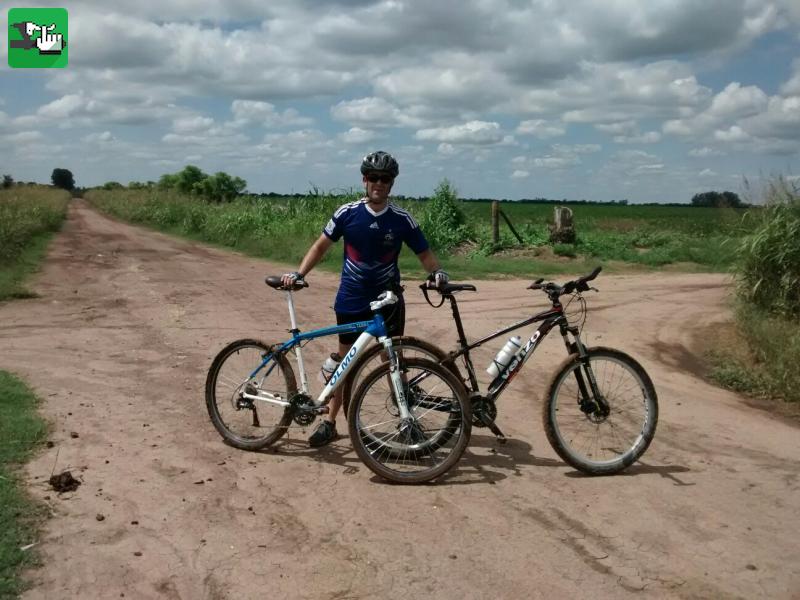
290, 393, 317, 426
471, 396, 498, 427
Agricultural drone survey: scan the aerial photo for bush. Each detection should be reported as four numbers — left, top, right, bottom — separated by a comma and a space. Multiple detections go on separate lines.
417, 179, 472, 252
735, 177, 800, 318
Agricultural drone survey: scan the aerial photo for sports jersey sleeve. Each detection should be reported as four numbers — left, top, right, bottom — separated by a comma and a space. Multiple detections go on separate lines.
403, 217, 429, 254
323, 204, 348, 241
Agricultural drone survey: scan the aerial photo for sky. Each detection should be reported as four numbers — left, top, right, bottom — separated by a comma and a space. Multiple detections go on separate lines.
1, 0, 799, 203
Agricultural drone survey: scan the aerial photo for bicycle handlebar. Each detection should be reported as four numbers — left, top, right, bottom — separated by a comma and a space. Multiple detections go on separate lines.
527, 266, 601, 299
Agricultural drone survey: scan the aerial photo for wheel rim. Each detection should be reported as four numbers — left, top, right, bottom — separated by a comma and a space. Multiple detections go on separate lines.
550, 355, 653, 468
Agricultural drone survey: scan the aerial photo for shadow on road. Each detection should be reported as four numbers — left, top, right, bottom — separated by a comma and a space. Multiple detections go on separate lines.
244, 433, 693, 487
563, 460, 694, 486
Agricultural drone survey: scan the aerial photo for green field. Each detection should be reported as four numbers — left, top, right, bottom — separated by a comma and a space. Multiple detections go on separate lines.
86, 188, 754, 279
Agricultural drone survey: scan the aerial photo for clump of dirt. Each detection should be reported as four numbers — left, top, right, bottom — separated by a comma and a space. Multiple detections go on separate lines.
49, 470, 81, 493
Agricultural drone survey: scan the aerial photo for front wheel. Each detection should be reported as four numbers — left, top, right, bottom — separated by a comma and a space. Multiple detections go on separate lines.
543, 347, 658, 475
348, 357, 471, 484
341, 335, 460, 417
205, 339, 297, 450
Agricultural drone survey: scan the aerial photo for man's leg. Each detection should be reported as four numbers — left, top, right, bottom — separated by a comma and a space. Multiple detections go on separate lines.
308, 340, 353, 447
327, 341, 353, 421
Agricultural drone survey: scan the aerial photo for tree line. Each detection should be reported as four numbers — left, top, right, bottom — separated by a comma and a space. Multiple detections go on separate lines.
2, 166, 747, 208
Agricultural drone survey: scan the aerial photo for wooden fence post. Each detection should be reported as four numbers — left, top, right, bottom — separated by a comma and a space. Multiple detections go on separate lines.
492, 201, 499, 244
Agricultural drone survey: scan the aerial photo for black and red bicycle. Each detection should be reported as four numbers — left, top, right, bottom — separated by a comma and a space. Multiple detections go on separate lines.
343, 267, 658, 476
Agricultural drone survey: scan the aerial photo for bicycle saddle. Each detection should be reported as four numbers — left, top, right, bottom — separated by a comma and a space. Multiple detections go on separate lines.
265, 275, 309, 291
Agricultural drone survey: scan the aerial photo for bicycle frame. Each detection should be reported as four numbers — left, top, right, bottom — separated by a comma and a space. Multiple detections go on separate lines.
241, 289, 412, 417
440, 294, 586, 402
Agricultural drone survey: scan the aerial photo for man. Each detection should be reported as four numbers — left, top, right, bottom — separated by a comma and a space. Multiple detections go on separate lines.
281, 150, 448, 447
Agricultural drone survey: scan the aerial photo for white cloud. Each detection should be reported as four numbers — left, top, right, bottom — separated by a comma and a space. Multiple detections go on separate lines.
330, 97, 425, 128
689, 147, 725, 157
613, 131, 662, 144
532, 156, 580, 169
595, 120, 637, 135
714, 125, 751, 142
415, 121, 505, 145
512, 170, 530, 178
780, 59, 800, 95
516, 119, 566, 139
437, 143, 459, 156
173, 116, 214, 134
2, 131, 45, 144
552, 144, 602, 154
83, 131, 115, 143
699, 168, 716, 177
338, 127, 382, 145
708, 82, 768, 120
230, 100, 312, 128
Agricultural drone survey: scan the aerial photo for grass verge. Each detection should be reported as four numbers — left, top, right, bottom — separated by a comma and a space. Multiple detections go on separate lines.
0, 233, 57, 301
706, 303, 800, 404
0, 371, 48, 598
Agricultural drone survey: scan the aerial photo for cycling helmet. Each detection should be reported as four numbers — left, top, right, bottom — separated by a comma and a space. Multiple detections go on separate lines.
360, 151, 399, 177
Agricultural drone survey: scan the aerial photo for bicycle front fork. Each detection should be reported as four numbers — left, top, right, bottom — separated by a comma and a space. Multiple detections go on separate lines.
563, 330, 610, 417
382, 339, 413, 420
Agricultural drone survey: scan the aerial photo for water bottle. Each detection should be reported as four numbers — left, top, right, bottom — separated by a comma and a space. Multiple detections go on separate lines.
318, 352, 342, 384
486, 336, 522, 378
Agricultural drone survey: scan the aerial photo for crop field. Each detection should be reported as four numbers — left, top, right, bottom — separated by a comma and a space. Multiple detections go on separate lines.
86, 188, 754, 278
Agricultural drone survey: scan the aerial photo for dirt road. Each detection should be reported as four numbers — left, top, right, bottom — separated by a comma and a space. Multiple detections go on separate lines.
2, 201, 798, 599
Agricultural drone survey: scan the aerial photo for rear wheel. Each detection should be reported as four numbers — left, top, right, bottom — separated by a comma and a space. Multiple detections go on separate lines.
205, 339, 296, 450
348, 357, 471, 484
543, 347, 658, 475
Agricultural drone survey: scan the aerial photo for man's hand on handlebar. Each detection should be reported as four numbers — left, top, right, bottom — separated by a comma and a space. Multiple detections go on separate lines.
426, 269, 449, 289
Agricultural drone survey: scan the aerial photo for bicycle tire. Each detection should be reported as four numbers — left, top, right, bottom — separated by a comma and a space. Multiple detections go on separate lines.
341, 335, 460, 416
206, 338, 297, 450
348, 357, 471, 484
543, 347, 658, 475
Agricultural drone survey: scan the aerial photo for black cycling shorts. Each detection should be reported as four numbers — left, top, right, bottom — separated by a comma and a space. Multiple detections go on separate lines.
335, 301, 405, 346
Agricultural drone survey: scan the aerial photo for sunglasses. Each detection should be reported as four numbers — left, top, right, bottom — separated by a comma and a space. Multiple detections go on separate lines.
365, 174, 394, 184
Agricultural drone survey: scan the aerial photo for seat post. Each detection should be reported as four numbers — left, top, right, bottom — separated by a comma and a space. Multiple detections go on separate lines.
285, 290, 308, 393
448, 295, 469, 348
285, 290, 300, 331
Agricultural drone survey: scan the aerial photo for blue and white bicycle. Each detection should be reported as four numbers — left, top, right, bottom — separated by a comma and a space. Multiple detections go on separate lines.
205, 276, 471, 484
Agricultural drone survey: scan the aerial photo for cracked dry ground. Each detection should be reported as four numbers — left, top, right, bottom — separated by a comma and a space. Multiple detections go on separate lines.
1, 200, 798, 599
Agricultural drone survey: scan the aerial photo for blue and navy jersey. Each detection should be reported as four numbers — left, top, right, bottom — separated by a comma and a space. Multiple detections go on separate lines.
323, 199, 429, 313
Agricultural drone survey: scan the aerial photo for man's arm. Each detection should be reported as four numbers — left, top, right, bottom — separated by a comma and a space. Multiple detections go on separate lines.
298, 234, 334, 276
282, 234, 333, 286
416, 248, 441, 274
